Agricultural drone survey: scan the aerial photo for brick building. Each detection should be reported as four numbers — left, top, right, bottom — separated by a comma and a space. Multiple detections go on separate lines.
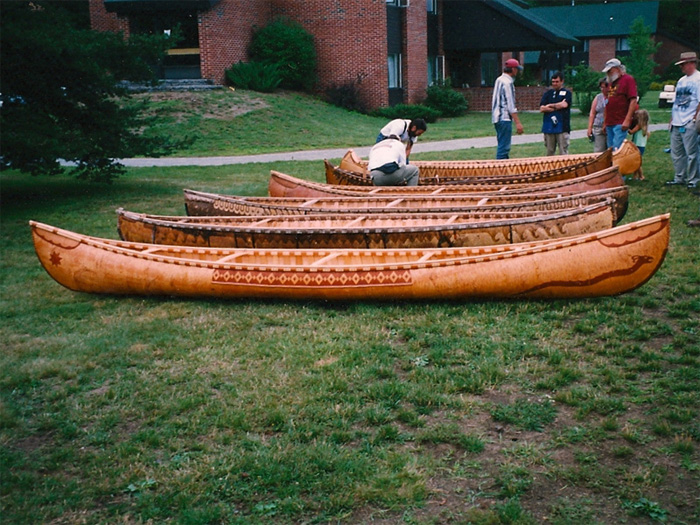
89, 0, 689, 111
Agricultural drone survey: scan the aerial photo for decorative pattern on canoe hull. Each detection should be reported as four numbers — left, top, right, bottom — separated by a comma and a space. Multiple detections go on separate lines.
212, 269, 413, 287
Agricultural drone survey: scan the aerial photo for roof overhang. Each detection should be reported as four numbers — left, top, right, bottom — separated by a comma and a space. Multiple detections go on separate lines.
443, 0, 579, 52
104, 0, 220, 14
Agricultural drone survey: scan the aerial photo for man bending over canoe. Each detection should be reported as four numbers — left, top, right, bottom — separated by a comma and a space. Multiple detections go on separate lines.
368, 135, 420, 186
376, 118, 427, 161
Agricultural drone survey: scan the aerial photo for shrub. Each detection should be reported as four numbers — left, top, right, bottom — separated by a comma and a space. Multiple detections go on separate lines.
225, 61, 281, 93
424, 80, 468, 117
371, 104, 440, 123
249, 17, 317, 91
649, 80, 677, 90
325, 78, 367, 113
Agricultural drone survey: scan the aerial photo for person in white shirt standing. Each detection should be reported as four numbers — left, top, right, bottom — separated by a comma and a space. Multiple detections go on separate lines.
666, 52, 700, 189
368, 136, 419, 186
491, 58, 524, 159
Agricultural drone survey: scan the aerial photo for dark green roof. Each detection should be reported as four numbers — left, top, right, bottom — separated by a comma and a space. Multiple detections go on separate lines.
488, 0, 580, 46
529, 1, 659, 38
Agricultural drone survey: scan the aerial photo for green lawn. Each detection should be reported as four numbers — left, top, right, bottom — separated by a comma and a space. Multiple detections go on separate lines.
1, 91, 699, 524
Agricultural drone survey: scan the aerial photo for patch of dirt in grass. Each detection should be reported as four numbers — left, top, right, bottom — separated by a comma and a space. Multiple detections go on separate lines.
136, 90, 269, 121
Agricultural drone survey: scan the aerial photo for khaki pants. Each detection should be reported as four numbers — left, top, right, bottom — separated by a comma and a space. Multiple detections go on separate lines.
371, 164, 420, 186
544, 132, 570, 156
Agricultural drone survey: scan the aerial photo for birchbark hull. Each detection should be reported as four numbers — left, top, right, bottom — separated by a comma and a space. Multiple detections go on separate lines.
31, 214, 669, 301
184, 187, 629, 223
327, 141, 640, 184
117, 201, 615, 249
270, 167, 624, 199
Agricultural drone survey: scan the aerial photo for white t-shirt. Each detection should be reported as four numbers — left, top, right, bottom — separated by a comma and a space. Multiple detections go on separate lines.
368, 139, 407, 170
379, 119, 416, 144
671, 70, 700, 127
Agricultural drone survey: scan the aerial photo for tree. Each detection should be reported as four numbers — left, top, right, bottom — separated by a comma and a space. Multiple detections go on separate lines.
625, 16, 661, 102
0, 2, 176, 182
565, 63, 601, 115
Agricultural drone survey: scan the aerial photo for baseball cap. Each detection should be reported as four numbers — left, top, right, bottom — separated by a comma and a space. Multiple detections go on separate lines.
602, 58, 621, 73
505, 58, 523, 71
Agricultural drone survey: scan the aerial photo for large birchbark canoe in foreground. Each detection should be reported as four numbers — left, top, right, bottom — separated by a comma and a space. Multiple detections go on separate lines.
31, 214, 669, 301
270, 166, 624, 199
184, 186, 629, 222
327, 140, 640, 184
117, 201, 615, 249
326, 149, 614, 186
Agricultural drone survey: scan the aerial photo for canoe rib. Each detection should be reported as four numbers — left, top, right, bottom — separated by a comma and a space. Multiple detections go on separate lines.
117, 201, 616, 249
31, 214, 669, 301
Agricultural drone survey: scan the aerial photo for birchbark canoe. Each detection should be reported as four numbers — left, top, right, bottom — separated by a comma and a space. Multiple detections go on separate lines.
30, 214, 670, 301
329, 140, 640, 183
117, 201, 615, 249
270, 166, 624, 199
326, 150, 614, 186
184, 186, 629, 222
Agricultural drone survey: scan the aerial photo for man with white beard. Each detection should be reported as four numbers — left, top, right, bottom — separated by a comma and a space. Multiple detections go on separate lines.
601, 58, 638, 152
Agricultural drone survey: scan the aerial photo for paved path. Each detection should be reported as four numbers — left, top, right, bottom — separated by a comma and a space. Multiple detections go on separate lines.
119, 124, 668, 167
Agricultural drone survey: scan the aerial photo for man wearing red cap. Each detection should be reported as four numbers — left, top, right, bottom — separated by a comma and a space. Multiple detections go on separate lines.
491, 58, 524, 159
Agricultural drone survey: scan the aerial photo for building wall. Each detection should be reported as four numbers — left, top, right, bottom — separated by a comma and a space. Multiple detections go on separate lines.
199, 0, 269, 84
588, 38, 616, 72
89, 0, 129, 35
460, 86, 547, 112
654, 35, 694, 78
404, 0, 428, 105
88, 0, 396, 109
270, 0, 390, 109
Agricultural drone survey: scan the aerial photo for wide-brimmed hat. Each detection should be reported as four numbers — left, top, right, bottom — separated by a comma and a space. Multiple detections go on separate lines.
675, 51, 698, 65
505, 58, 523, 71
602, 58, 622, 73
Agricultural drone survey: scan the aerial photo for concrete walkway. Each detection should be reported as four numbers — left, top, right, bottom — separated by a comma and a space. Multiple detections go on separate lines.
119, 124, 669, 167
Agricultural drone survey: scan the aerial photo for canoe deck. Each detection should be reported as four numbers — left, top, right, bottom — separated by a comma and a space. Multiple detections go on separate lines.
31, 214, 669, 301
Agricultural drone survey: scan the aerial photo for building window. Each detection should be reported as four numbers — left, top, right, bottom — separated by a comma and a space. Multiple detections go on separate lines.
616, 37, 630, 52
427, 0, 437, 14
428, 55, 445, 85
386, 0, 410, 6
572, 39, 589, 53
388, 54, 402, 88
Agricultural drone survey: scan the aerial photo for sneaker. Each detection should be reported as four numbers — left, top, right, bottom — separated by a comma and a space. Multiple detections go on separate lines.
687, 219, 700, 227
665, 180, 684, 186
688, 182, 698, 189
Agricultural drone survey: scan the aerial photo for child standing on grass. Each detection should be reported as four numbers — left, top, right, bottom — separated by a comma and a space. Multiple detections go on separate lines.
629, 108, 650, 180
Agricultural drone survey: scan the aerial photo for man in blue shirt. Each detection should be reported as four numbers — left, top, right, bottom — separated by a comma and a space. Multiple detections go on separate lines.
539, 72, 572, 156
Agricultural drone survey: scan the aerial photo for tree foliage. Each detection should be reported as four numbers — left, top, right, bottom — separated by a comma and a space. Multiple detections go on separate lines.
0, 2, 176, 182
564, 63, 602, 115
249, 17, 317, 92
625, 16, 661, 102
